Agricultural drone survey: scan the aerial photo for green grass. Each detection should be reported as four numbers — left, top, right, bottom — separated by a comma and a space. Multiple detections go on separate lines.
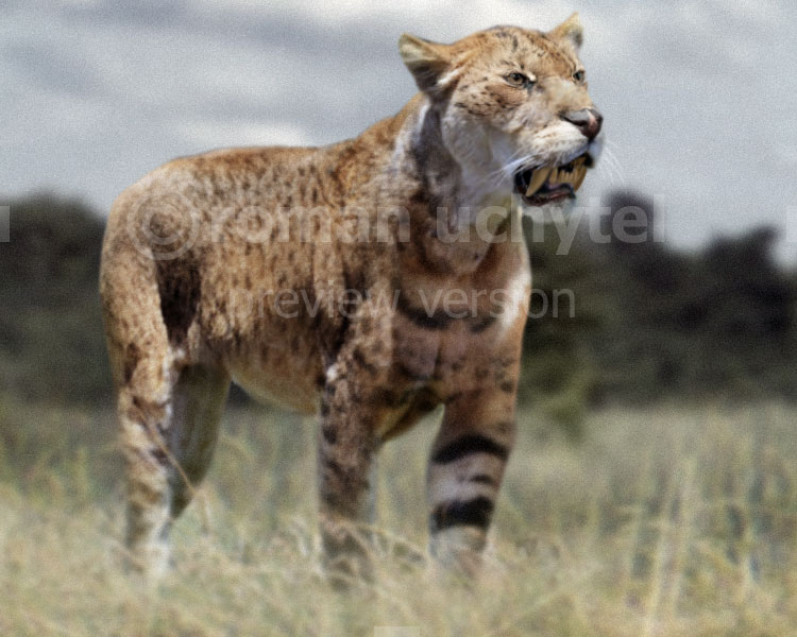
1, 399, 797, 635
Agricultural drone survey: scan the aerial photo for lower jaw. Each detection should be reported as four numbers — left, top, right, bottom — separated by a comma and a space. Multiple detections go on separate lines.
521, 186, 575, 207
514, 153, 592, 206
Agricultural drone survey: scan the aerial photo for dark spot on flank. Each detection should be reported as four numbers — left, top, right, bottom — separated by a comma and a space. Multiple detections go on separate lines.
396, 293, 453, 330
499, 379, 516, 394
395, 362, 431, 383
470, 315, 496, 334
469, 474, 497, 486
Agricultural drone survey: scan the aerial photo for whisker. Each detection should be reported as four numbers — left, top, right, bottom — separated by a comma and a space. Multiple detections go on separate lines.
601, 145, 623, 172
489, 149, 530, 181
607, 154, 628, 188
593, 142, 628, 190
501, 153, 539, 179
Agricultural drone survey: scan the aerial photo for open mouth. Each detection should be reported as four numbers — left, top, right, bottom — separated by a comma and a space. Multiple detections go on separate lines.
513, 153, 593, 206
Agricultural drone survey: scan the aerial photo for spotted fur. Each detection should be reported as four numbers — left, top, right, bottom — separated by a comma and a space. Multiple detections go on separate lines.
100, 13, 601, 579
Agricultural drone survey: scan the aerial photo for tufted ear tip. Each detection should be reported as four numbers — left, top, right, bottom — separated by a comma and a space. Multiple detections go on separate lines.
550, 12, 583, 51
399, 33, 441, 66
398, 33, 452, 94
397, 33, 416, 57
397, 33, 422, 57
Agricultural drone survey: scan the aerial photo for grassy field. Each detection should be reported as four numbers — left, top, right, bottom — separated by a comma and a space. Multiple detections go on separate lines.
1, 398, 797, 635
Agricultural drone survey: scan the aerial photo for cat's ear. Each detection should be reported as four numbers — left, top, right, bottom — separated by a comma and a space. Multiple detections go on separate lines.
549, 13, 583, 51
399, 34, 453, 93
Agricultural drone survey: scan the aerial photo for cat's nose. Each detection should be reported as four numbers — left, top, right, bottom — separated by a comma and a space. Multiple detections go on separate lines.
562, 107, 603, 140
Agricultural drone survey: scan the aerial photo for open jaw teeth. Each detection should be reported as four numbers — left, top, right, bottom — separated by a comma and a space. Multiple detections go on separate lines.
514, 153, 592, 205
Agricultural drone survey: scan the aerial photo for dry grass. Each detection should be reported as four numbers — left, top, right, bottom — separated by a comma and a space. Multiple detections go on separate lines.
1, 400, 797, 635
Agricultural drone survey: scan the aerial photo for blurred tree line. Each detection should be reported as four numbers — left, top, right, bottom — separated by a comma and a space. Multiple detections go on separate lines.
0, 195, 109, 404
523, 191, 797, 434
1, 193, 795, 422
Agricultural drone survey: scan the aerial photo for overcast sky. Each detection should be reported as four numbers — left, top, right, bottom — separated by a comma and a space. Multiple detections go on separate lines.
3, 0, 796, 258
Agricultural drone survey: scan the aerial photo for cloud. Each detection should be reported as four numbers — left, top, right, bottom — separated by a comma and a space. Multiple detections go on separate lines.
192, 0, 575, 34
176, 120, 313, 149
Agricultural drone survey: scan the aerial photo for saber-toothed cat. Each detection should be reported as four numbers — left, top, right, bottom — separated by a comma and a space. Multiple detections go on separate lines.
100, 13, 602, 579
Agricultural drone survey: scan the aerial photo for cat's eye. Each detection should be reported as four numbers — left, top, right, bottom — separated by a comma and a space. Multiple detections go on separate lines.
573, 69, 586, 83
506, 72, 533, 89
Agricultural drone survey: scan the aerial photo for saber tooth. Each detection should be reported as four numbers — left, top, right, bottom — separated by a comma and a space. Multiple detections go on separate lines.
572, 164, 587, 190
525, 166, 552, 197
